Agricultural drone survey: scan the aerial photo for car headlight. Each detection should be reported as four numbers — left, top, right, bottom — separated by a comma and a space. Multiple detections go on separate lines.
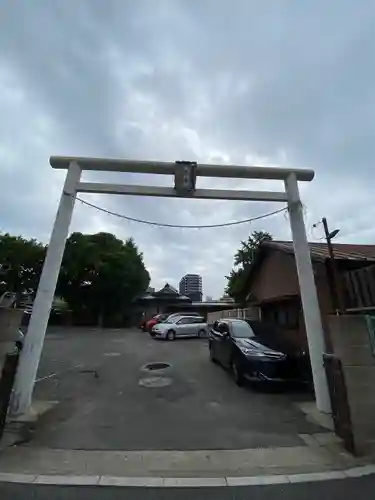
240, 347, 268, 357
240, 347, 285, 359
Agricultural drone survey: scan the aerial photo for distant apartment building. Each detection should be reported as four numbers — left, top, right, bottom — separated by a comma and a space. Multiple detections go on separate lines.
179, 274, 203, 302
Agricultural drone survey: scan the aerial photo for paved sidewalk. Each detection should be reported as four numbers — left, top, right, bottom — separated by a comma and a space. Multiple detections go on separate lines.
0, 437, 369, 478
1, 473, 375, 500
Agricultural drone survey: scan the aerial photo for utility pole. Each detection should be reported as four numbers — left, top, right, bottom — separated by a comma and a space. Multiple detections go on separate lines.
322, 217, 343, 314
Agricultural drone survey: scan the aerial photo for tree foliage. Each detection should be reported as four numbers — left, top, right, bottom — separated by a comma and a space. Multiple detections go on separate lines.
0, 231, 150, 326
0, 233, 46, 300
225, 231, 272, 303
57, 232, 150, 325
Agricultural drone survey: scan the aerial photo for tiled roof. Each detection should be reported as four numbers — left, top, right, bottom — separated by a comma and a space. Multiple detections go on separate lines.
263, 241, 375, 262
155, 283, 179, 295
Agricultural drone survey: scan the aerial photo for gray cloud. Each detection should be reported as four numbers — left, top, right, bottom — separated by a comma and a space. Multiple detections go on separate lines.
1, 0, 374, 297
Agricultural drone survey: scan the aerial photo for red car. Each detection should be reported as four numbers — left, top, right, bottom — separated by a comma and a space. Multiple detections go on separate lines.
139, 318, 147, 331
145, 313, 169, 333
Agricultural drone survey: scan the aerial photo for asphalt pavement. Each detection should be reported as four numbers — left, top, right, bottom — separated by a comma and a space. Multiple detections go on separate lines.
1, 475, 375, 499
28, 327, 323, 451
1, 327, 374, 496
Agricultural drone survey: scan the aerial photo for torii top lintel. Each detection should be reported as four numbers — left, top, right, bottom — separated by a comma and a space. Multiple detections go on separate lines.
50, 156, 314, 182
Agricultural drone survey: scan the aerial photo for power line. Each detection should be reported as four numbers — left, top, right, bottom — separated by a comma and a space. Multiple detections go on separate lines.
67, 192, 288, 229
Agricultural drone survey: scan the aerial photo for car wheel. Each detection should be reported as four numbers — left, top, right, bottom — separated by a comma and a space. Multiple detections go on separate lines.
166, 330, 176, 341
231, 359, 244, 386
197, 329, 206, 338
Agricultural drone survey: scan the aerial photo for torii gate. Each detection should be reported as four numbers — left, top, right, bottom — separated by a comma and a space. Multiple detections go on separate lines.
10, 157, 331, 416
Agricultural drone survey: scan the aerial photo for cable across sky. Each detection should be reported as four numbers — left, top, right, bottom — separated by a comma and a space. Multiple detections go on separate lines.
69, 192, 288, 229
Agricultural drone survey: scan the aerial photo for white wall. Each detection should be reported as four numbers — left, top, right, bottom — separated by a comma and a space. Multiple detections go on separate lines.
207, 307, 260, 324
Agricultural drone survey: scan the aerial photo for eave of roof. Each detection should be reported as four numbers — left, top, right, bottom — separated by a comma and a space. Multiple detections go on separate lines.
265, 241, 375, 263
242, 240, 375, 296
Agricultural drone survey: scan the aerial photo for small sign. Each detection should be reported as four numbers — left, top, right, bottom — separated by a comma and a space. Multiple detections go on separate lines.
174, 161, 197, 192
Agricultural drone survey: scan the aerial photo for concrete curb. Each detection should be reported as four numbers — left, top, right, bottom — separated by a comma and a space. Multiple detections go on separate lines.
0, 465, 375, 487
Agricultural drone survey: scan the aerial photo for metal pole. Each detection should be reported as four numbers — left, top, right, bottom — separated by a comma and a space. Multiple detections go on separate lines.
10, 162, 81, 416
284, 173, 331, 414
322, 217, 343, 314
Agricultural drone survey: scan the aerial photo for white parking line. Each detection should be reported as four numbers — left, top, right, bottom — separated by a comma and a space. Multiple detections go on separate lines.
35, 364, 84, 383
36, 373, 58, 382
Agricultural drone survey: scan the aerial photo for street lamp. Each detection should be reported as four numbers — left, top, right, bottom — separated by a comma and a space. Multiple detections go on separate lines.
322, 218, 343, 314
328, 228, 340, 240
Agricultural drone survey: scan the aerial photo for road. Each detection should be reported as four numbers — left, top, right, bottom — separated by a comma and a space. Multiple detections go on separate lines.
29, 327, 323, 451
1, 327, 373, 497
1, 475, 375, 499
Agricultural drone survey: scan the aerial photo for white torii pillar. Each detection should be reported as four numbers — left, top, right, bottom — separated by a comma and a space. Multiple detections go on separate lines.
10, 157, 331, 416
285, 173, 331, 413
10, 162, 82, 415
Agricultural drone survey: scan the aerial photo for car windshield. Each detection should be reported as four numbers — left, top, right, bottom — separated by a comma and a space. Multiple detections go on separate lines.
231, 321, 256, 338
165, 317, 180, 323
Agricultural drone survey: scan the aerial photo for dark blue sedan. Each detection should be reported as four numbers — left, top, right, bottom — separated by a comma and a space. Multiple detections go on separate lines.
208, 318, 311, 387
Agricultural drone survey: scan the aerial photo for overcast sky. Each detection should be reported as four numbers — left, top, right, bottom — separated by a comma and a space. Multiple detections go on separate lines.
1, 1, 374, 298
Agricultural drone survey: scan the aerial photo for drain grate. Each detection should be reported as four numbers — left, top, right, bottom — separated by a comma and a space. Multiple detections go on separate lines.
144, 362, 170, 371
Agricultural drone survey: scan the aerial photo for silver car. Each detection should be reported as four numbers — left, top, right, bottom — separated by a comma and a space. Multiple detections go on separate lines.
152, 315, 207, 340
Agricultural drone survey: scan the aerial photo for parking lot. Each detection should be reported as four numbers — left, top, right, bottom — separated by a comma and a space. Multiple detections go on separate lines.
29, 327, 324, 451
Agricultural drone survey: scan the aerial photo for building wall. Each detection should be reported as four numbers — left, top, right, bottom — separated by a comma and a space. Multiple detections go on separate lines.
328, 314, 375, 455
188, 291, 203, 302
313, 262, 334, 315
207, 307, 260, 324
248, 251, 302, 348
247, 250, 335, 349
179, 274, 203, 300
250, 251, 301, 301
250, 250, 335, 311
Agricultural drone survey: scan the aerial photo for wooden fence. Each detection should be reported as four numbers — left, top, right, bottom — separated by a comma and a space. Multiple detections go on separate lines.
343, 264, 375, 311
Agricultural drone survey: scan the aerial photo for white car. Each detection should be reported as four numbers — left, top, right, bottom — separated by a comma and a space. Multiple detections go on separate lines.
152, 315, 208, 340
165, 311, 201, 321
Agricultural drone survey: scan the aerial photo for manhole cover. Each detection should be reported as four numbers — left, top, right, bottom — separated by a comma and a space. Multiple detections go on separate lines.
143, 362, 170, 371
138, 376, 172, 388
103, 353, 121, 357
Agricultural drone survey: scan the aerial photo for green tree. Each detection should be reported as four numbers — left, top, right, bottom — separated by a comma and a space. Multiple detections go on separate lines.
225, 231, 272, 303
57, 232, 150, 326
0, 233, 46, 302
